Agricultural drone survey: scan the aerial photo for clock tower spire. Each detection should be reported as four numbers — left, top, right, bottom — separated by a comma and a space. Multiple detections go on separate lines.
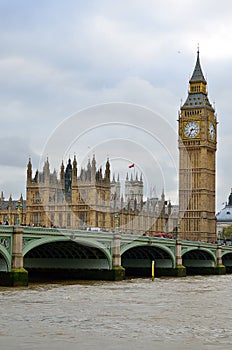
178, 50, 217, 242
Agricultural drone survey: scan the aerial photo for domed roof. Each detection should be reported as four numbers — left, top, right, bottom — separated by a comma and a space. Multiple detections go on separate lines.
216, 189, 232, 222
216, 206, 232, 222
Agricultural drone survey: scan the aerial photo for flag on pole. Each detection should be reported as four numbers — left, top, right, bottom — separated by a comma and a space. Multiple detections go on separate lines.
128, 163, 135, 168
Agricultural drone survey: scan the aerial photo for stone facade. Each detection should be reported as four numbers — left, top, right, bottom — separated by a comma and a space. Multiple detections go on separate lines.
0, 192, 26, 226
0, 156, 178, 236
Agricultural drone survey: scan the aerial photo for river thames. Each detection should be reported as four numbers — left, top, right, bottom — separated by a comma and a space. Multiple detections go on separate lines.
1, 275, 232, 350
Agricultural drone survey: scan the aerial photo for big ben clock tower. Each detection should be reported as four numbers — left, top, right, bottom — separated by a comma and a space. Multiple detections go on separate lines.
178, 50, 217, 242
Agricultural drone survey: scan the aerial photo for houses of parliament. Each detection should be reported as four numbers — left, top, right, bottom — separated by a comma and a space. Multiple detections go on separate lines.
0, 155, 177, 235
0, 50, 218, 241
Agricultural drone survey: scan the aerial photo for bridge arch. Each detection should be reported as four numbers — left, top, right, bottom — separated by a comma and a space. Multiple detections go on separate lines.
0, 246, 11, 272
182, 248, 217, 270
121, 242, 175, 273
221, 251, 232, 270
23, 236, 112, 270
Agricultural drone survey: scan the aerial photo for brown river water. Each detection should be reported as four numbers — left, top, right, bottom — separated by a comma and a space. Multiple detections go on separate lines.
1, 275, 232, 350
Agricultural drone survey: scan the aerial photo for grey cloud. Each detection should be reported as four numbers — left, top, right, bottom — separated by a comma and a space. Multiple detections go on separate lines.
0, 0, 232, 209
0, 137, 39, 168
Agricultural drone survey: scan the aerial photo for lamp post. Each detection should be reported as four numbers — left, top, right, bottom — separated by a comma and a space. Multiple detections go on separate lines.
16, 201, 22, 225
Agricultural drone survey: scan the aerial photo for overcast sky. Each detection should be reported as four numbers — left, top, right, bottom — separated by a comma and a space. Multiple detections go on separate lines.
1, 0, 232, 212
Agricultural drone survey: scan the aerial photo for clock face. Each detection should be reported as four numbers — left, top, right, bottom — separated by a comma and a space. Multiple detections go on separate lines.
209, 123, 215, 140
184, 122, 199, 138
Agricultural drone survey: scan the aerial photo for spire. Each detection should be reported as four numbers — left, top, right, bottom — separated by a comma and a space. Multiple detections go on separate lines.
161, 189, 165, 201
27, 157, 32, 183
86, 158, 91, 181
27, 157, 32, 171
9, 194, 12, 208
65, 158, 72, 195
181, 50, 214, 111
72, 155, 77, 182
43, 157, 50, 182
60, 161, 65, 182
105, 158, 110, 182
73, 155, 77, 168
91, 154, 96, 183
91, 154, 96, 169
189, 48, 206, 84
52, 169, 58, 184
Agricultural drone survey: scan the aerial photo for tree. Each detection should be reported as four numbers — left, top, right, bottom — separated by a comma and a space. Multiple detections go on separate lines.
222, 225, 232, 239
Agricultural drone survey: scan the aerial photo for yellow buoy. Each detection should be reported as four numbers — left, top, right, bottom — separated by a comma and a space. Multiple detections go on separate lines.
152, 260, 155, 281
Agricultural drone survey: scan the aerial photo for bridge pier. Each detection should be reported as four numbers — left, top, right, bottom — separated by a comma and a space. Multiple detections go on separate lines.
174, 239, 186, 277
215, 245, 226, 275
112, 233, 125, 281
0, 226, 28, 286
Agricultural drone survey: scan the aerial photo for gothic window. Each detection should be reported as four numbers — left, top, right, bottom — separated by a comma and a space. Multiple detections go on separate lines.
34, 213, 40, 225
67, 213, 71, 226
57, 190, 64, 202
50, 213, 54, 226
79, 213, 86, 227
35, 192, 40, 203
81, 190, 86, 201
96, 212, 98, 227
59, 213, 62, 227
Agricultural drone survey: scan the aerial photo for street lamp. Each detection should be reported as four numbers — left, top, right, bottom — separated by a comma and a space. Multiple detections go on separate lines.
16, 201, 22, 225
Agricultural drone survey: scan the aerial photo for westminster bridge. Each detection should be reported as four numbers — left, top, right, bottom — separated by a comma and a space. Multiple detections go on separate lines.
0, 225, 232, 286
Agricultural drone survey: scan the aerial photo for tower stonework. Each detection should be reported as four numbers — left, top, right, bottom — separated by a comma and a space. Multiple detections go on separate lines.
178, 50, 217, 242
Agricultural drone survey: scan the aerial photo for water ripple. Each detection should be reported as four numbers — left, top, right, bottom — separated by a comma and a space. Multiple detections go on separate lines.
1, 276, 232, 349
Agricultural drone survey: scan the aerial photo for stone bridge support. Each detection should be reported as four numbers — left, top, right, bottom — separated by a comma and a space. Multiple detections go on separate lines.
0, 226, 28, 286
12, 226, 24, 269
112, 233, 125, 280
215, 245, 226, 275
175, 240, 186, 277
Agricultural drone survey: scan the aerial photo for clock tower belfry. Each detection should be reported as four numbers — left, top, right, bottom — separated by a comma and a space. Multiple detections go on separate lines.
178, 50, 217, 242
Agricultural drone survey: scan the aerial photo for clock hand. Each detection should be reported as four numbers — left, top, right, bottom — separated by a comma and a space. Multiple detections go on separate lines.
189, 127, 194, 135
